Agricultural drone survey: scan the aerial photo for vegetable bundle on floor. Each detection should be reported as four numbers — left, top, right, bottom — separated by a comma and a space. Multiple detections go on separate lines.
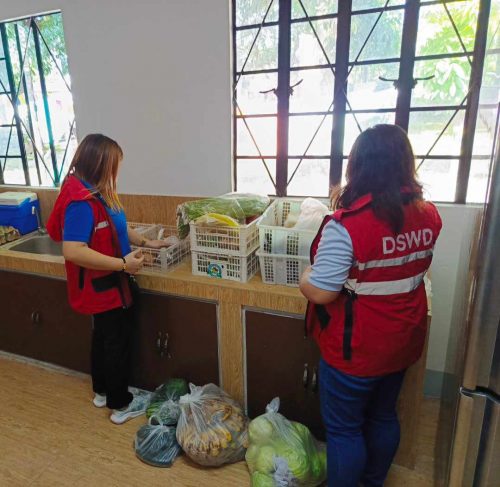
134, 378, 189, 467
176, 383, 249, 467
246, 398, 327, 486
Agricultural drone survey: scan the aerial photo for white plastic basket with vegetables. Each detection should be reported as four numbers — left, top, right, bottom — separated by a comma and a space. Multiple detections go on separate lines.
246, 398, 327, 487
176, 383, 249, 467
177, 194, 270, 256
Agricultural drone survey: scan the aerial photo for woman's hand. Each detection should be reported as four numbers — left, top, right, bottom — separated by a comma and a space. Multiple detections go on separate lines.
124, 249, 145, 274
144, 239, 170, 249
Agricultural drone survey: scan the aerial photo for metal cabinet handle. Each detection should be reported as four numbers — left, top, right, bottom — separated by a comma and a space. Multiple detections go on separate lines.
311, 367, 318, 393
156, 331, 163, 356
303, 363, 309, 388
163, 333, 170, 358
31, 311, 41, 324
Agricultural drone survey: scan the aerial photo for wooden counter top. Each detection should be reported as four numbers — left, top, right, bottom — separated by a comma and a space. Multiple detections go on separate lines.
0, 246, 306, 315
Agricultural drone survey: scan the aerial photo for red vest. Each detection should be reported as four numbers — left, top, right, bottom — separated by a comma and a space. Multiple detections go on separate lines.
306, 194, 442, 377
47, 176, 132, 315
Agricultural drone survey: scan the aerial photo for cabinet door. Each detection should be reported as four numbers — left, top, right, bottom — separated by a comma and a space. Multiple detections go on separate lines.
0, 271, 40, 356
131, 292, 219, 391
245, 310, 324, 438
0, 271, 92, 373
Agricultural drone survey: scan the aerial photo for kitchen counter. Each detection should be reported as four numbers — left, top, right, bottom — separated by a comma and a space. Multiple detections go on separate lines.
0, 237, 430, 470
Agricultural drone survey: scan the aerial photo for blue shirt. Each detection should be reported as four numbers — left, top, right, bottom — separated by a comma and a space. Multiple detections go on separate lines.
63, 181, 131, 257
309, 220, 353, 292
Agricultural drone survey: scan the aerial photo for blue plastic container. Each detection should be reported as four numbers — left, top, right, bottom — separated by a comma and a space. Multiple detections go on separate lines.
0, 198, 40, 235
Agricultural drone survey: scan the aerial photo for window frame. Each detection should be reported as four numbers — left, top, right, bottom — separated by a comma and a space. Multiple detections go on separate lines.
232, 0, 494, 203
0, 11, 75, 188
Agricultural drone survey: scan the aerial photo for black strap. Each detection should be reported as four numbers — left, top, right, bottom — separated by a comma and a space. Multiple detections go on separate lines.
78, 267, 85, 290
342, 289, 357, 361
316, 304, 331, 330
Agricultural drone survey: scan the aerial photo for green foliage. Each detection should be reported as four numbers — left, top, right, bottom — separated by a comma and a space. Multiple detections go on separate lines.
5, 13, 69, 84
419, 4, 477, 103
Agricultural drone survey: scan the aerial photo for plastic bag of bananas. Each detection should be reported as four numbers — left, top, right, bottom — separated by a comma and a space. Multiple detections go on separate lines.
176, 383, 249, 467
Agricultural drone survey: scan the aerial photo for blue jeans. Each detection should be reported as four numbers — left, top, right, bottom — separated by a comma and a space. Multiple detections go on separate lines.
319, 359, 406, 487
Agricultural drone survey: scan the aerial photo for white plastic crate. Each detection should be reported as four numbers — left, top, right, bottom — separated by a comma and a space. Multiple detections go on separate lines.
258, 252, 310, 287
128, 222, 190, 274
189, 217, 260, 256
191, 249, 259, 283
258, 199, 328, 256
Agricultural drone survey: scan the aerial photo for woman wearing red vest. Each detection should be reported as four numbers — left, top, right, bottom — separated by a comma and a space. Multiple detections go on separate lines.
300, 124, 442, 487
47, 134, 168, 424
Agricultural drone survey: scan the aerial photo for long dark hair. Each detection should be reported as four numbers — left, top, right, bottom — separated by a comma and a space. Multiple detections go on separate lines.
66, 134, 123, 210
333, 124, 423, 233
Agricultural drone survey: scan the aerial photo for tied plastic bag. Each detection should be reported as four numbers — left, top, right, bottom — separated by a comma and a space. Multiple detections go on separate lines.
293, 198, 330, 231
176, 383, 249, 467
135, 416, 182, 468
146, 378, 189, 426
246, 398, 327, 487
177, 194, 270, 239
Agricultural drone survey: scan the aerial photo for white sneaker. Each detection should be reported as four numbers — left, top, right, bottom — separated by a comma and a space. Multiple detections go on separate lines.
110, 391, 150, 425
93, 393, 107, 408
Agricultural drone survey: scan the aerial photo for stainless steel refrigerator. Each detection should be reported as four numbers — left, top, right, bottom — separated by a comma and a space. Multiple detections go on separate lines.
446, 129, 500, 486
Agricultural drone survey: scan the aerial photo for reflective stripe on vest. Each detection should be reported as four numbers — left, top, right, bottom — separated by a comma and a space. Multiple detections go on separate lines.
354, 248, 434, 270
346, 270, 426, 296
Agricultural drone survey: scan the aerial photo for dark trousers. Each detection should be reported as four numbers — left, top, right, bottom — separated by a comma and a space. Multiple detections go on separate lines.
319, 359, 406, 487
91, 306, 135, 409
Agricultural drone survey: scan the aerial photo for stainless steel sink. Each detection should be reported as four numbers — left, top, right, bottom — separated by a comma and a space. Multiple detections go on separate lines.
9, 235, 63, 256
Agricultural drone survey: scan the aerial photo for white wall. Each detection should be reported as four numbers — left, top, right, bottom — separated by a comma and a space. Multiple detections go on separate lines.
0, 0, 232, 197
428, 204, 482, 372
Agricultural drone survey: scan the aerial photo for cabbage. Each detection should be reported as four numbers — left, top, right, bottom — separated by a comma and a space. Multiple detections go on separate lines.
246, 444, 260, 466
319, 449, 327, 474
251, 471, 275, 487
255, 446, 276, 474
246, 399, 327, 487
279, 447, 311, 481
309, 453, 323, 480
249, 416, 274, 444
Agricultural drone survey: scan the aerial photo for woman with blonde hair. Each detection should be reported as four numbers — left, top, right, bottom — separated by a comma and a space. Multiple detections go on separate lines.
48, 134, 167, 424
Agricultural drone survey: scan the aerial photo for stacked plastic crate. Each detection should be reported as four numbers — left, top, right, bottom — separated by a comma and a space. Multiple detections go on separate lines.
190, 219, 260, 282
257, 199, 319, 287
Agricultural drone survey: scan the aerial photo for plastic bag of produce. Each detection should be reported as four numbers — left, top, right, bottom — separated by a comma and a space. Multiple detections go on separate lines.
146, 378, 189, 426
176, 383, 249, 467
177, 194, 270, 239
134, 417, 181, 467
246, 398, 327, 487
293, 198, 330, 231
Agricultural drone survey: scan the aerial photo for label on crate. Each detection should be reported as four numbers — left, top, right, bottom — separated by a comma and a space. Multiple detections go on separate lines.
207, 261, 227, 279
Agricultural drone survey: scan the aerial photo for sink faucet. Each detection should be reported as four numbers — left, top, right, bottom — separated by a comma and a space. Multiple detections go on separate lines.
32, 205, 47, 235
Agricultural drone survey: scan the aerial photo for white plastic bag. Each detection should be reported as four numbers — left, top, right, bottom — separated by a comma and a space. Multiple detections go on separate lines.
293, 198, 330, 231
246, 398, 327, 487
134, 417, 181, 467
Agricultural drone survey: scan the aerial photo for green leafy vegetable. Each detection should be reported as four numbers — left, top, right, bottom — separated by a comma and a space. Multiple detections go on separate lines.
177, 194, 270, 239
251, 471, 275, 487
146, 378, 189, 425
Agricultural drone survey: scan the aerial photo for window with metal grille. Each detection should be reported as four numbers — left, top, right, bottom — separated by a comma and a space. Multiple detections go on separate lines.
0, 12, 76, 187
233, 0, 499, 203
